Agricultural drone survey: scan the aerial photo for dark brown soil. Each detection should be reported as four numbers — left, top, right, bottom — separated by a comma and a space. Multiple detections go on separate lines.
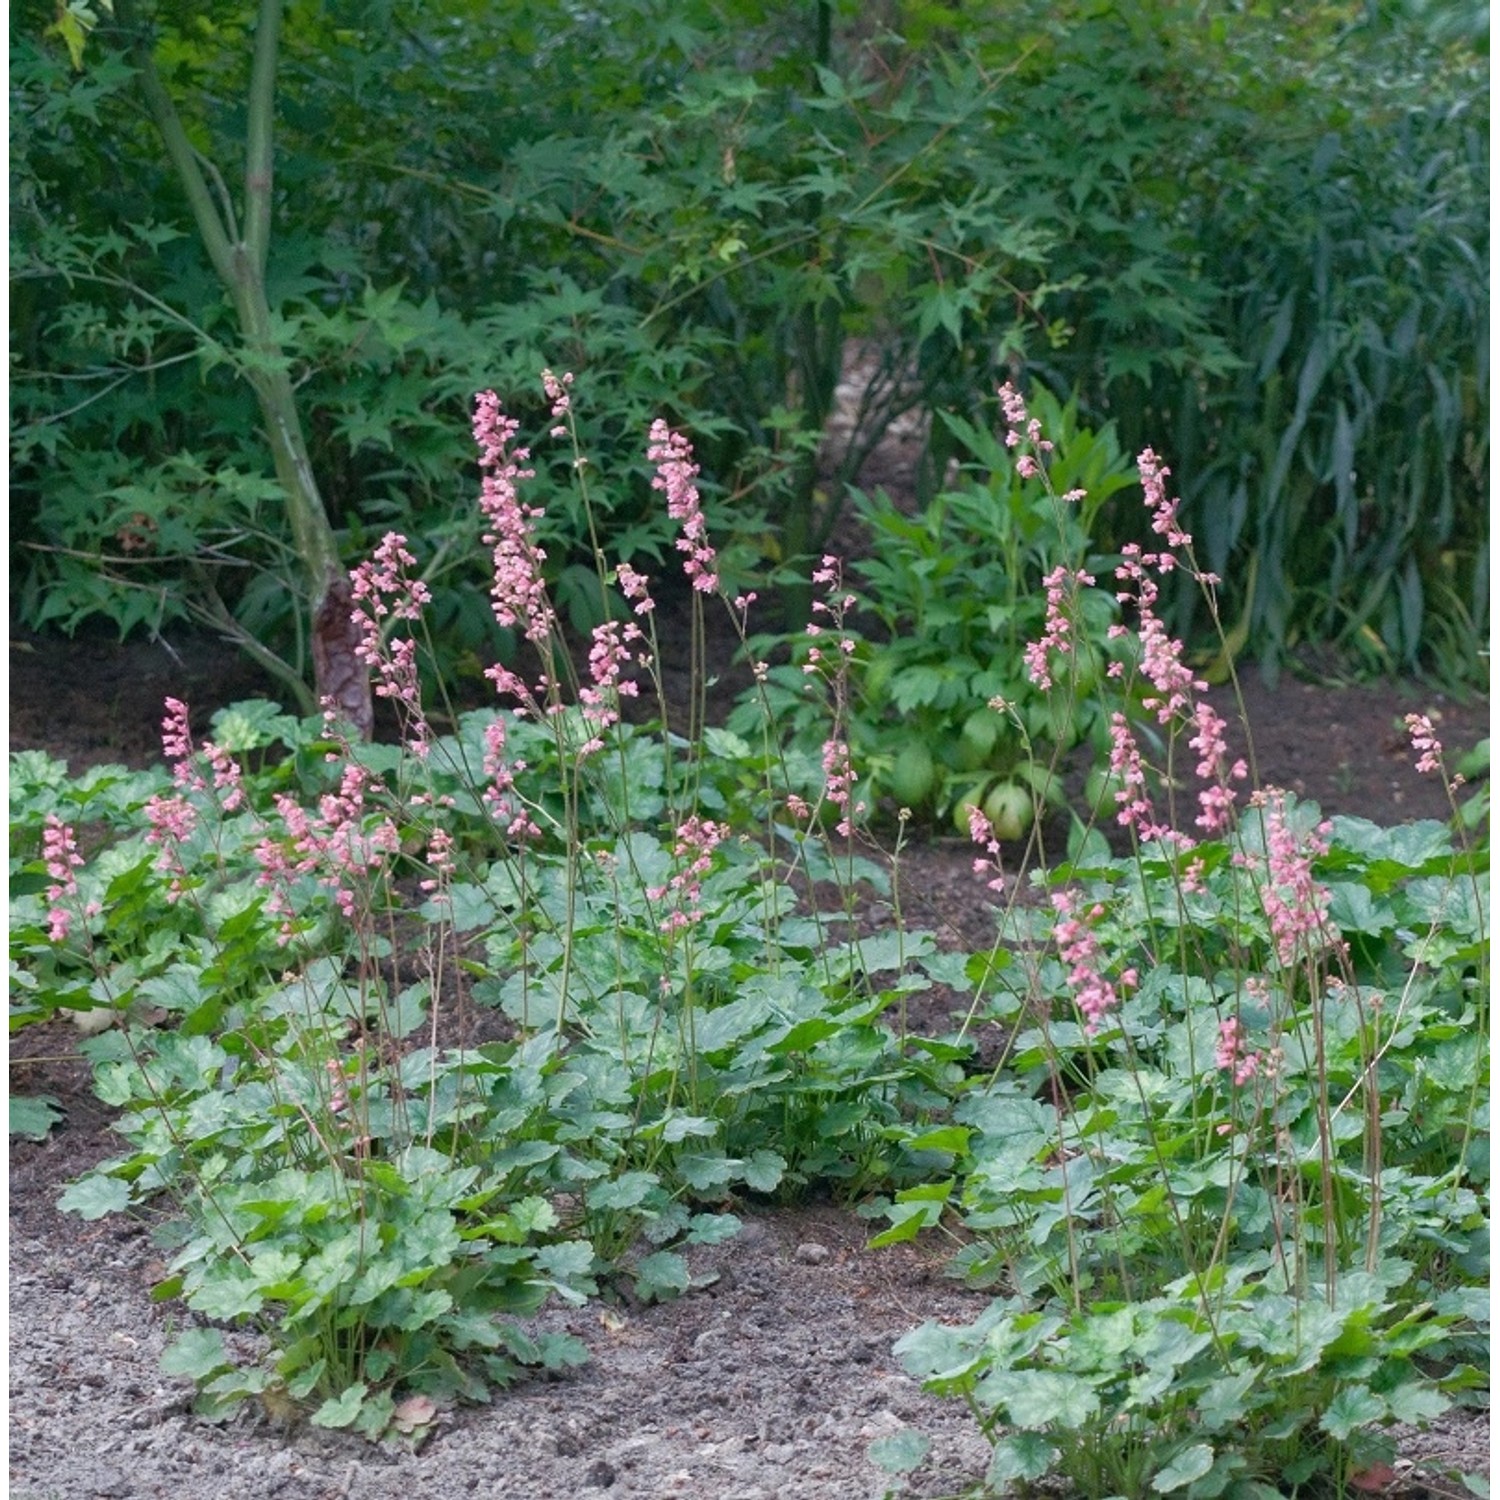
8, 622, 1489, 1500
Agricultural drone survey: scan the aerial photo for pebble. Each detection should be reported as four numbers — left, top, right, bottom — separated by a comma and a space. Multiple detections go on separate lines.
793, 1241, 830, 1265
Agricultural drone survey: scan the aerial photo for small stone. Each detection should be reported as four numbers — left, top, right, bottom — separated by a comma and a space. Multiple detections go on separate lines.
794, 1241, 830, 1265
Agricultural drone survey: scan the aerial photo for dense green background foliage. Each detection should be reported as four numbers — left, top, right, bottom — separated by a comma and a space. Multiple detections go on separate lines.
10, 0, 1488, 685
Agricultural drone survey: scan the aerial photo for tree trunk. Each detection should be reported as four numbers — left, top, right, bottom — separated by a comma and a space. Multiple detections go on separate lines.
116, 0, 372, 735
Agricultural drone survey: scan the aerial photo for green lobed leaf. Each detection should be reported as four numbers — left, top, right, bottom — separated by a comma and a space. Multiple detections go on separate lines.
57, 1173, 130, 1220
311, 1383, 369, 1429
632, 1250, 691, 1302
160, 1327, 229, 1380
976, 1367, 1101, 1430
741, 1149, 786, 1194
1318, 1385, 1387, 1440
10, 1093, 62, 1141
1154, 1443, 1216, 1493
868, 1428, 931, 1475
987, 1432, 1060, 1488
685, 1213, 740, 1246
587, 1171, 659, 1212
1383, 1381, 1449, 1426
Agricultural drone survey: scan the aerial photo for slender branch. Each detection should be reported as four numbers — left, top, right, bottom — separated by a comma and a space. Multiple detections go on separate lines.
14, 264, 234, 357
16, 349, 202, 384
242, 0, 280, 280
198, 148, 242, 245
113, 0, 237, 289
198, 583, 315, 713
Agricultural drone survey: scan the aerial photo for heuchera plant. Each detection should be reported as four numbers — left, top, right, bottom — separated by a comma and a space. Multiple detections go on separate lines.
881, 386, 1488, 1500
10, 376, 1485, 1488
13, 372, 964, 1437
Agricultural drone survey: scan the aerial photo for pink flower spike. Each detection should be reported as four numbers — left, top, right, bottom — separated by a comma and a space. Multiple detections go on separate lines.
1237, 789, 1340, 968
542, 368, 574, 422
1025, 565, 1095, 691
822, 739, 859, 837
161, 697, 194, 765
616, 562, 656, 615
649, 420, 718, 594
1215, 1016, 1262, 1086
350, 531, 434, 753
474, 390, 555, 645
1137, 448, 1192, 552
1404, 713, 1443, 775
1050, 889, 1125, 1034
42, 815, 85, 942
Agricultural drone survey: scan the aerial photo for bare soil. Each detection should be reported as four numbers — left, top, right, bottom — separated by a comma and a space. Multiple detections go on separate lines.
7, 623, 1489, 1500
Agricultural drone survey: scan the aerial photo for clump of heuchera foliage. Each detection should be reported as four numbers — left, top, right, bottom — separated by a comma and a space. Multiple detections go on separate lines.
10, 377, 1485, 1490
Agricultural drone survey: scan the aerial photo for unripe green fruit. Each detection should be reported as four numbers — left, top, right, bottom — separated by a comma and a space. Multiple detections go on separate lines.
983, 781, 1034, 842
953, 788, 987, 837
889, 742, 937, 807
955, 708, 1002, 771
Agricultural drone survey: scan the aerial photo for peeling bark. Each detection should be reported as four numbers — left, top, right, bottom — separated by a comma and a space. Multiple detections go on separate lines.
311, 574, 373, 738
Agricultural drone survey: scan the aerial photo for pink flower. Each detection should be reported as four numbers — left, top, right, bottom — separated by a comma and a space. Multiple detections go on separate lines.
803, 557, 860, 687
482, 716, 539, 841
1137, 448, 1192, 552
1404, 713, 1443, 776
143, 790, 199, 901
822, 738, 863, 837
966, 803, 1006, 893
159, 698, 216, 799
144, 697, 247, 898
42, 815, 84, 942
1025, 565, 1095, 691
1215, 1016, 1261, 1086
649, 421, 718, 593
653, 816, 728, 932
474, 390, 555, 645
1237, 789, 1340, 967
351, 532, 433, 756
419, 827, 456, 897
542, 368, 574, 424
1188, 702, 1247, 835
1050, 889, 1133, 1034
1112, 552, 1205, 723
577, 618, 644, 748
201, 739, 245, 812
616, 562, 656, 616
997, 383, 1054, 460
160, 696, 195, 769
254, 762, 399, 941
1107, 715, 1158, 839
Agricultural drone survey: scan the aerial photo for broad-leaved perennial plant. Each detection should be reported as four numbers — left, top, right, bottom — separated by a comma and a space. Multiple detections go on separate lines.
11, 378, 1486, 1491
